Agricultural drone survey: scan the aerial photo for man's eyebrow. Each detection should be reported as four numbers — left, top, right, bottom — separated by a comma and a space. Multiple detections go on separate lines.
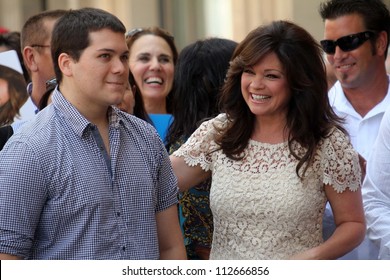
96, 48, 116, 52
96, 48, 130, 55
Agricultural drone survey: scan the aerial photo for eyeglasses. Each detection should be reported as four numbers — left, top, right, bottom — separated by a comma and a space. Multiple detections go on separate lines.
320, 31, 375, 55
125, 27, 174, 41
125, 28, 144, 39
30, 44, 51, 48
45, 78, 57, 90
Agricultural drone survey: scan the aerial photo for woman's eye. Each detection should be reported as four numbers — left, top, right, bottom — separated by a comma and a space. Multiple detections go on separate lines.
138, 56, 149, 62
243, 68, 254, 74
159, 57, 171, 64
265, 74, 279, 79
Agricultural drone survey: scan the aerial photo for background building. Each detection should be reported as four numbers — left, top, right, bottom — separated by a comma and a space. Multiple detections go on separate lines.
1, 0, 390, 50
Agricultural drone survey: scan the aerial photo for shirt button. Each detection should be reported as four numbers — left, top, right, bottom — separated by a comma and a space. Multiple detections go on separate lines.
116, 212, 121, 217
122, 246, 126, 251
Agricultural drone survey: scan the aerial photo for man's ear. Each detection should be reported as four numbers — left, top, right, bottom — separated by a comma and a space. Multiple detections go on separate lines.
58, 53, 73, 77
23, 47, 38, 72
376, 30, 388, 57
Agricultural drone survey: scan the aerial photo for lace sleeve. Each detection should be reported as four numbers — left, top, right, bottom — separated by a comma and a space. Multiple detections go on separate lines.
172, 114, 225, 172
321, 127, 361, 193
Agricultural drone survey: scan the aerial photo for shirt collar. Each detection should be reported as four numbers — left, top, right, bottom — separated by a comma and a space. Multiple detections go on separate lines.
329, 76, 390, 119
51, 88, 122, 138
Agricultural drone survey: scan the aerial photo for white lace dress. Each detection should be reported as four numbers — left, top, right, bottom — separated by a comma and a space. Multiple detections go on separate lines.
173, 114, 361, 259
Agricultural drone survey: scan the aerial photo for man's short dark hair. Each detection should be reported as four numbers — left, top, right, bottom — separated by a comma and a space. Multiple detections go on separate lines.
319, 0, 390, 57
51, 7, 126, 84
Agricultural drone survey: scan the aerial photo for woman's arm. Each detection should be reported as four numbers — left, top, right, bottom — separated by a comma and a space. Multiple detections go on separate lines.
291, 185, 365, 259
170, 155, 211, 192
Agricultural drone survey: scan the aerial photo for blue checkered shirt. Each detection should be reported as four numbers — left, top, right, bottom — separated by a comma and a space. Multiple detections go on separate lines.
0, 89, 179, 259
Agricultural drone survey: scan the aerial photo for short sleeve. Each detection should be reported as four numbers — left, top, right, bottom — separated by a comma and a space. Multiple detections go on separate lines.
172, 114, 225, 172
155, 140, 179, 213
0, 139, 47, 258
321, 127, 361, 193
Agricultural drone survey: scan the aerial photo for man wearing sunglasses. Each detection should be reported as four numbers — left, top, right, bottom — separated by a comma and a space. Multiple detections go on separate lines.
319, 0, 390, 260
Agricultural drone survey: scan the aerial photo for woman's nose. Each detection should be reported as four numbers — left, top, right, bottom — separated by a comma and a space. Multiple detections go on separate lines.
149, 57, 161, 70
250, 77, 265, 90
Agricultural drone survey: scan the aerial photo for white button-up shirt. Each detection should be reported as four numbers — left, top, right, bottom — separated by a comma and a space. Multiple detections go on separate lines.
324, 76, 390, 259
328, 79, 390, 161
363, 104, 390, 259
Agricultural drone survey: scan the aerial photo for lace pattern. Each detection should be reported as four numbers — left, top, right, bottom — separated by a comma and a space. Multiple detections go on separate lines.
173, 114, 361, 259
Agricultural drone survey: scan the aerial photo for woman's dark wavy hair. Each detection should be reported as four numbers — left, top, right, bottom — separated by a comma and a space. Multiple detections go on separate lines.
166, 37, 237, 148
126, 26, 178, 114
216, 20, 346, 178
128, 71, 152, 123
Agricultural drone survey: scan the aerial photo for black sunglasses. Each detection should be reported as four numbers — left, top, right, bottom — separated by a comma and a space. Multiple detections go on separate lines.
320, 31, 375, 55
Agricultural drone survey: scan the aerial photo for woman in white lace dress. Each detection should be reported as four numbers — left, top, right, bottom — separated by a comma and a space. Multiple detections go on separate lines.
170, 20, 366, 260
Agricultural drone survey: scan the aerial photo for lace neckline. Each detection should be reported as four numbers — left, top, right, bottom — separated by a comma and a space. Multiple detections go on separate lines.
248, 139, 288, 148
